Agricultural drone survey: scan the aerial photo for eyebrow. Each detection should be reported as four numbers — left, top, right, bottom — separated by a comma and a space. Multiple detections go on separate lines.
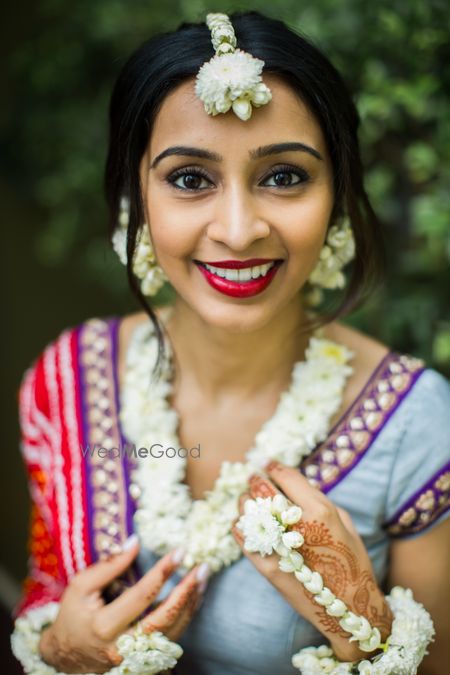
150, 141, 323, 169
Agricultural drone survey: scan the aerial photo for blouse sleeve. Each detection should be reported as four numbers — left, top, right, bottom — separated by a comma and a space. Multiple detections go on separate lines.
382, 367, 450, 538
12, 349, 66, 618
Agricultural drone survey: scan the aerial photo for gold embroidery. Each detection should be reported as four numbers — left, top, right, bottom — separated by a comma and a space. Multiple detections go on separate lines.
398, 508, 417, 526
301, 352, 425, 493
79, 319, 129, 561
416, 490, 435, 511
435, 472, 450, 492
386, 467, 450, 536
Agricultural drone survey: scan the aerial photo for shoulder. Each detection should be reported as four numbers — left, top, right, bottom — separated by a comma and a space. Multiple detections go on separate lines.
324, 320, 391, 370
382, 365, 450, 536
329, 319, 450, 431
388, 364, 450, 465
325, 323, 450, 537
322, 320, 391, 414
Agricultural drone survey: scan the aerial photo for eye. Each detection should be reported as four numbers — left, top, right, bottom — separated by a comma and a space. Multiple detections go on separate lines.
166, 167, 213, 191
262, 164, 311, 188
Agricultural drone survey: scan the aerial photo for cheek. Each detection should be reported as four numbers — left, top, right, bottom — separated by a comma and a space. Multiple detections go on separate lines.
146, 195, 200, 261
280, 193, 332, 265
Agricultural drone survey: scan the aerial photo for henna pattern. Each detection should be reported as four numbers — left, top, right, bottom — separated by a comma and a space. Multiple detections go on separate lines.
353, 571, 393, 638
143, 577, 199, 633
302, 549, 349, 597
248, 475, 278, 498
296, 520, 360, 583
294, 520, 333, 547
353, 570, 372, 615
244, 477, 393, 644
297, 585, 349, 639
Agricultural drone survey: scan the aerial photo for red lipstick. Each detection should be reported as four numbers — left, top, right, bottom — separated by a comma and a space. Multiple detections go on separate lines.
194, 259, 283, 298
200, 258, 277, 269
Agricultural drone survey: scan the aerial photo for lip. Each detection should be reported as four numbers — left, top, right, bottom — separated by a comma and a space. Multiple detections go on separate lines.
196, 258, 281, 269
194, 259, 283, 298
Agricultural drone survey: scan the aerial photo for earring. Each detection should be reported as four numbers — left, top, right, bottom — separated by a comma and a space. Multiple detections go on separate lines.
305, 215, 356, 306
111, 195, 169, 297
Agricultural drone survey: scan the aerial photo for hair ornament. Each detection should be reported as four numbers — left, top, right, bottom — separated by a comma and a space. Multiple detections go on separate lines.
194, 13, 272, 121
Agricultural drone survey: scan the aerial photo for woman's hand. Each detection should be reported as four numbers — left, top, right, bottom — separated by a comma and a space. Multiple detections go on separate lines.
38, 537, 210, 674
231, 460, 393, 662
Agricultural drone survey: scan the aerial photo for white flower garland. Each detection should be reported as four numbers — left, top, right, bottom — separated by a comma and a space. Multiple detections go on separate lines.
308, 217, 355, 291
291, 587, 435, 674
111, 196, 168, 297
10, 601, 183, 674
123, 309, 354, 573
235, 494, 435, 673
194, 13, 272, 120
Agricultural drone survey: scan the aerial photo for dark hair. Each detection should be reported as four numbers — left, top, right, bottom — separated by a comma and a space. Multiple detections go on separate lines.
104, 9, 385, 379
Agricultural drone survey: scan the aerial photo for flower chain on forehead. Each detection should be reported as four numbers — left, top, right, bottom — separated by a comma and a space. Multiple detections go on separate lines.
194, 12, 272, 121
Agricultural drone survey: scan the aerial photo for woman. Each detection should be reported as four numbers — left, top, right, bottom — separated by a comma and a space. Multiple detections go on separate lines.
10, 10, 450, 675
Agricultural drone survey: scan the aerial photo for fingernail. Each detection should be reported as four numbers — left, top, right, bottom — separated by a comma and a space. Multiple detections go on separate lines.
171, 547, 185, 565
196, 562, 210, 590
122, 534, 139, 551
197, 576, 209, 594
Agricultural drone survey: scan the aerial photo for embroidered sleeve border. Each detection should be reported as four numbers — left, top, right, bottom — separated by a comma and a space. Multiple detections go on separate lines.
383, 462, 450, 537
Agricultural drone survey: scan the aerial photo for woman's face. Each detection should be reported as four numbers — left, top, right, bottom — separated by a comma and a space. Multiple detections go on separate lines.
139, 74, 334, 332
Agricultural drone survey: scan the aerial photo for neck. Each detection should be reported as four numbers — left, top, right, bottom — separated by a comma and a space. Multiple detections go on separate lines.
163, 295, 315, 404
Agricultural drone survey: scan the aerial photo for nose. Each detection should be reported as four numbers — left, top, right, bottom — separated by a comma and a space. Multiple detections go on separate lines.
206, 183, 270, 251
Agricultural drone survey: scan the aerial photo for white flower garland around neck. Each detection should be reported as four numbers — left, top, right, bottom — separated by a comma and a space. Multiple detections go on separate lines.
122, 307, 354, 572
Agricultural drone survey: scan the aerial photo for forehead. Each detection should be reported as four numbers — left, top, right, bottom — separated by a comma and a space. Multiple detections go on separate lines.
148, 74, 327, 159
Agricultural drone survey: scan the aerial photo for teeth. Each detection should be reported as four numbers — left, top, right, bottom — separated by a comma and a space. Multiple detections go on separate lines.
203, 261, 276, 281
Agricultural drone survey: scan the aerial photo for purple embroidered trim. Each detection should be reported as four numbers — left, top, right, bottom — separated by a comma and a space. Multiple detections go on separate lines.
76, 324, 95, 561
383, 461, 450, 536
300, 352, 426, 494
78, 318, 129, 566
108, 317, 142, 590
109, 316, 137, 537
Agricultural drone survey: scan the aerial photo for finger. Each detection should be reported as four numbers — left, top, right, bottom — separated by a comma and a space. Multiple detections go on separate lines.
99, 548, 185, 636
162, 579, 207, 641
73, 534, 141, 595
261, 460, 330, 513
141, 563, 208, 635
164, 563, 212, 640
247, 473, 280, 500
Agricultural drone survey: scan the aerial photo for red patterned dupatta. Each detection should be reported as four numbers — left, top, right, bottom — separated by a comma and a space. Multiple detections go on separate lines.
13, 315, 450, 618
14, 317, 139, 618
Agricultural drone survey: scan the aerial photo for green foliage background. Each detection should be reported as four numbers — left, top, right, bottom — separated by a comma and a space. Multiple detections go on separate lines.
3, 0, 450, 372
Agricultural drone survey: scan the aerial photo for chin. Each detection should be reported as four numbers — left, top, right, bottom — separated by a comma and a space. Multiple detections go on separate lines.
187, 296, 294, 334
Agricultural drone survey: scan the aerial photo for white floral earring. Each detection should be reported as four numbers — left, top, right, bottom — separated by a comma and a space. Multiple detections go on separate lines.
111, 195, 169, 297
305, 215, 356, 306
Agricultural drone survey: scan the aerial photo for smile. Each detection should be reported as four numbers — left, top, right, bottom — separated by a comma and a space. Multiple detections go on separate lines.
194, 259, 284, 298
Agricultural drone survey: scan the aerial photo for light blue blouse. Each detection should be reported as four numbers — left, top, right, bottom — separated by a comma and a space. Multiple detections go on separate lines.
137, 366, 450, 675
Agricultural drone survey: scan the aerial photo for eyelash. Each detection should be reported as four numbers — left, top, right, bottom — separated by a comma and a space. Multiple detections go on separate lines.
166, 164, 311, 192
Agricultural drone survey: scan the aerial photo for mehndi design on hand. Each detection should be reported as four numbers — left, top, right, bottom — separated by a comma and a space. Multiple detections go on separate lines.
236, 491, 383, 653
